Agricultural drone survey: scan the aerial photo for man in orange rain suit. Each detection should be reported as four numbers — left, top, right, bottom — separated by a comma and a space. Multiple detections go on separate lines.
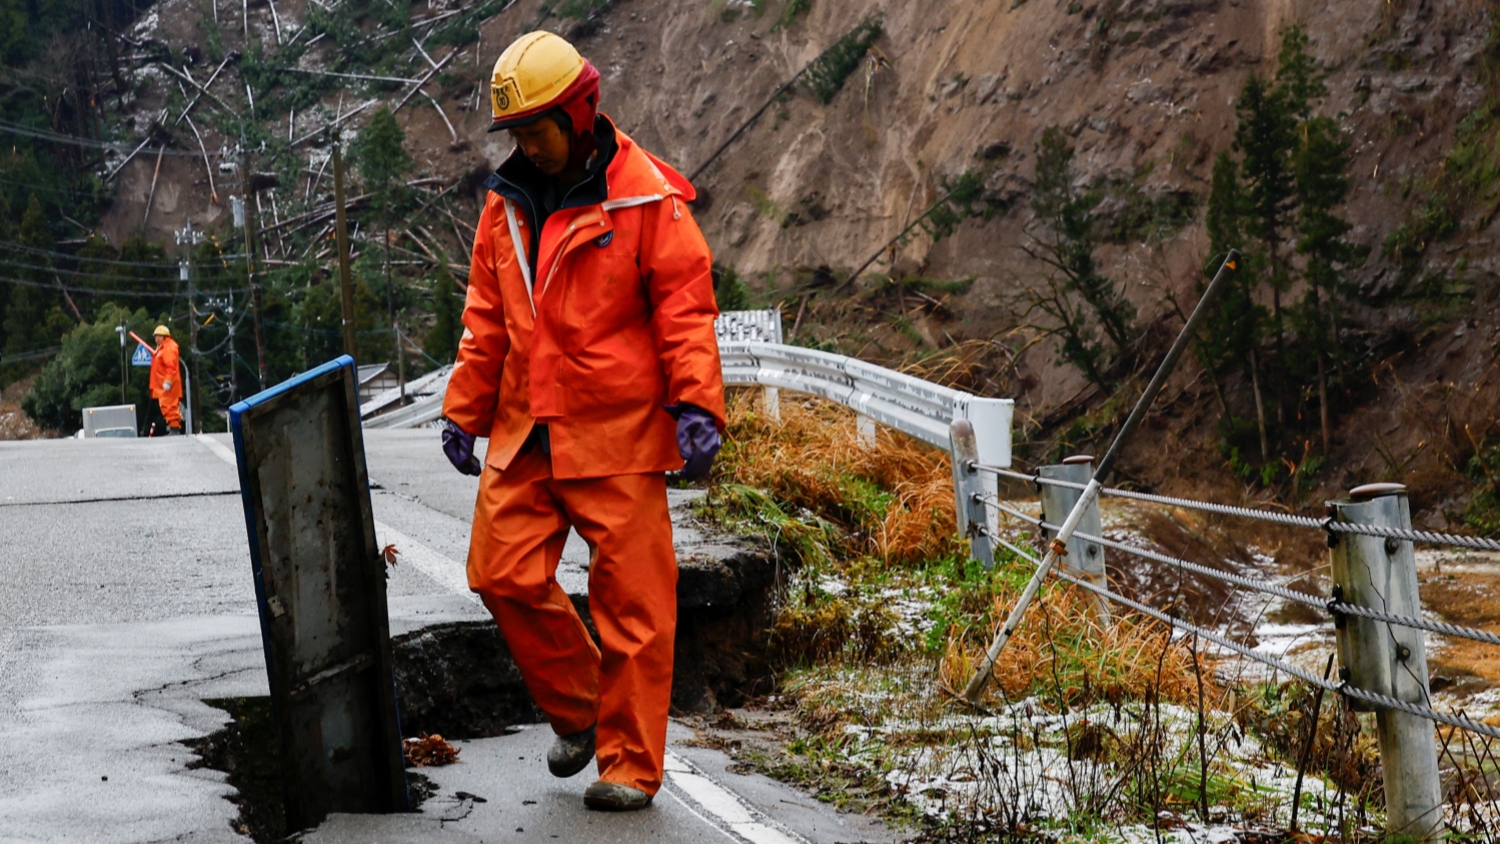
440, 31, 726, 811
149, 325, 184, 434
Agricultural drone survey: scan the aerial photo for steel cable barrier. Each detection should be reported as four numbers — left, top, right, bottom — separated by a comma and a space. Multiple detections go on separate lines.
962, 451, 1500, 838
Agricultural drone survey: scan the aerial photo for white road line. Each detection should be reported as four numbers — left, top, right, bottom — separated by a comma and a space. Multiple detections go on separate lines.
663, 751, 809, 844
660, 787, 744, 844
196, 432, 804, 844
196, 434, 477, 603
194, 433, 238, 467
373, 522, 477, 603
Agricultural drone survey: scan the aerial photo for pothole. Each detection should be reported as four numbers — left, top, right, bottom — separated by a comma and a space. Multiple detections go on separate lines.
185, 573, 776, 842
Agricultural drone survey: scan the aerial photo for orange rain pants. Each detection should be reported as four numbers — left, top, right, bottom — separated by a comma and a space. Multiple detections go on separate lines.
158, 397, 182, 429
467, 442, 676, 795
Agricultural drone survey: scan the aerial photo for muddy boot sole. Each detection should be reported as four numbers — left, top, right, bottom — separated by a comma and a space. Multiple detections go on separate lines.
583, 780, 653, 811
547, 725, 596, 778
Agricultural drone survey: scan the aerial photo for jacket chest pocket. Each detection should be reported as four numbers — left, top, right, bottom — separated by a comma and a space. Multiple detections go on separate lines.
559, 234, 647, 349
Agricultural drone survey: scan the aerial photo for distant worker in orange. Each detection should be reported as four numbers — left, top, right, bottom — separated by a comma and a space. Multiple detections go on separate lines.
440, 31, 725, 811
149, 325, 184, 435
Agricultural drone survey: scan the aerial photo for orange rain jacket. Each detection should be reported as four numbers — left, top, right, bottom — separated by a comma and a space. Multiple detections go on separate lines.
149, 336, 183, 405
443, 117, 726, 480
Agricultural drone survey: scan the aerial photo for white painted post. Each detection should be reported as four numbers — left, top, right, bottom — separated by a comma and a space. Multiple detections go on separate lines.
961, 397, 1014, 541
949, 419, 995, 569
1038, 455, 1109, 623
856, 414, 877, 448
1329, 482, 1442, 842
763, 386, 781, 422
765, 309, 783, 422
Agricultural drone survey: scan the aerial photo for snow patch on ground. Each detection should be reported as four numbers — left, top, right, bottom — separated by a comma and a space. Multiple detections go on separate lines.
855, 698, 1350, 840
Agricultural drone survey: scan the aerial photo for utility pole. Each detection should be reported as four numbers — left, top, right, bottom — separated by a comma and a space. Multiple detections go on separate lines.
244, 168, 279, 392
226, 296, 239, 406
115, 323, 127, 406
332, 141, 358, 362
176, 222, 205, 433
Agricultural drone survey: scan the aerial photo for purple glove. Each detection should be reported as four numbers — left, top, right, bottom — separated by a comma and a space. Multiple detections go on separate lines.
671, 405, 722, 481
442, 419, 482, 476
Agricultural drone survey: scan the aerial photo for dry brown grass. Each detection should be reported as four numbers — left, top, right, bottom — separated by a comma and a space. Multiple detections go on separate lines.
718, 390, 961, 567
938, 583, 1224, 709
718, 388, 1222, 707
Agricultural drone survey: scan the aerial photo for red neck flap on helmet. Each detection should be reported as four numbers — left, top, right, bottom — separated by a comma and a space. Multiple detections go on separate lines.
554, 60, 601, 173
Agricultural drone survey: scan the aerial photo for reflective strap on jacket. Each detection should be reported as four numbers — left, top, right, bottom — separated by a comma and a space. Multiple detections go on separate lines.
601, 194, 664, 212
503, 198, 536, 316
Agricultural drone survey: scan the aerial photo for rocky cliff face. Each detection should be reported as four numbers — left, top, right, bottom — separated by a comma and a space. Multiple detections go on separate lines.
106, 0, 1500, 512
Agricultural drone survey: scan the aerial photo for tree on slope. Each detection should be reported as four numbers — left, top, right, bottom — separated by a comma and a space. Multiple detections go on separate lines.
1021, 126, 1138, 392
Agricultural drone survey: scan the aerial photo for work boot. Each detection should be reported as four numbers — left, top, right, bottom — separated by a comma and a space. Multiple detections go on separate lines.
583, 780, 652, 811
547, 724, 595, 778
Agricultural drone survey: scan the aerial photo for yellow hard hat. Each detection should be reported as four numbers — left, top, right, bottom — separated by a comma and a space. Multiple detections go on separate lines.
153, 325, 171, 337
488, 31, 595, 133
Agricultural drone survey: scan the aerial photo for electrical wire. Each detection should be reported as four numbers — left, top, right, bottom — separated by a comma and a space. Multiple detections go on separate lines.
0, 274, 245, 299
0, 240, 188, 267
0, 119, 203, 157
0, 258, 182, 283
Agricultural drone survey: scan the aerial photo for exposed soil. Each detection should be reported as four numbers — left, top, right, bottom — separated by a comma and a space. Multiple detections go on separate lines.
0, 378, 57, 441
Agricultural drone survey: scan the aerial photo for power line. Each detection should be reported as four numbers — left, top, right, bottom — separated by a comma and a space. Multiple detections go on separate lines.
0, 273, 245, 299
0, 120, 203, 157
0, 258, 181, 283
0, 240, 182, 267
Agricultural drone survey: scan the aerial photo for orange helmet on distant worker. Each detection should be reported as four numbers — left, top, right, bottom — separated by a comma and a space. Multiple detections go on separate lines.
488, 31, 602, 169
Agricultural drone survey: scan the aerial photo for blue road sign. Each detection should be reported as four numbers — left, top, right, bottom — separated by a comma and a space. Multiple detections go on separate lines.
131, 343, 153, 367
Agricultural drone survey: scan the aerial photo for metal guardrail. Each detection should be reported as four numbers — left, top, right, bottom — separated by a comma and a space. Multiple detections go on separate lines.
360, 313, 1015, 472
720, 340, 1014, 468
360, 365, 451, 419
362, 390, 447, 429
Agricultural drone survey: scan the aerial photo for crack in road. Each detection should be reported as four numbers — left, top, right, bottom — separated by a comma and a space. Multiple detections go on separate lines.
0, 489, 239, 508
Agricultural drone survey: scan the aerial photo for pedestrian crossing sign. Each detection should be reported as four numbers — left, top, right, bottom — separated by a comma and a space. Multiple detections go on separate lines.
131, 343, 153, 367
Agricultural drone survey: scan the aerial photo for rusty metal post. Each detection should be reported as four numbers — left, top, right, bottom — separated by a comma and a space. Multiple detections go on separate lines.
1039, 455, 1109, 623
949, 419, 995, 569
1329, 482, 1442, 842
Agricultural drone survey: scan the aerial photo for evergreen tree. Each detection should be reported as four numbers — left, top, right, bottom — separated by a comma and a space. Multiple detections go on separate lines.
1293, 115, 1355, 449
425, 265, 461, 364
1022, 127, 1137, 390
1233, 72, 1296, 361
2, 195, 68, 378
1201, 150, 1270, 458
352, 106, 415, 364
1205, 24, 1354, 478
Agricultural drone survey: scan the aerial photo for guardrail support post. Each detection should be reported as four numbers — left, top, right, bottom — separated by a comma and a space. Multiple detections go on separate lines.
949, 419, 995, 569
763, 386, 780, 422
857, 414, 876, 448
1039, 455, 1109, 623
1329, 482, 1441, 842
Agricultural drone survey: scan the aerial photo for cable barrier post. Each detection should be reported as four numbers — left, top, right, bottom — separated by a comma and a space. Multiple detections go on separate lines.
949, 419, 995, 570
1329, 482, 1442, 842
961, 249, 1239, 703
1040, 455, 1109, 623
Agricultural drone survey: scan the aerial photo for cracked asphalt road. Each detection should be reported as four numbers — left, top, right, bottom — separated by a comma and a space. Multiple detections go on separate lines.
0, 431, 899, 844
